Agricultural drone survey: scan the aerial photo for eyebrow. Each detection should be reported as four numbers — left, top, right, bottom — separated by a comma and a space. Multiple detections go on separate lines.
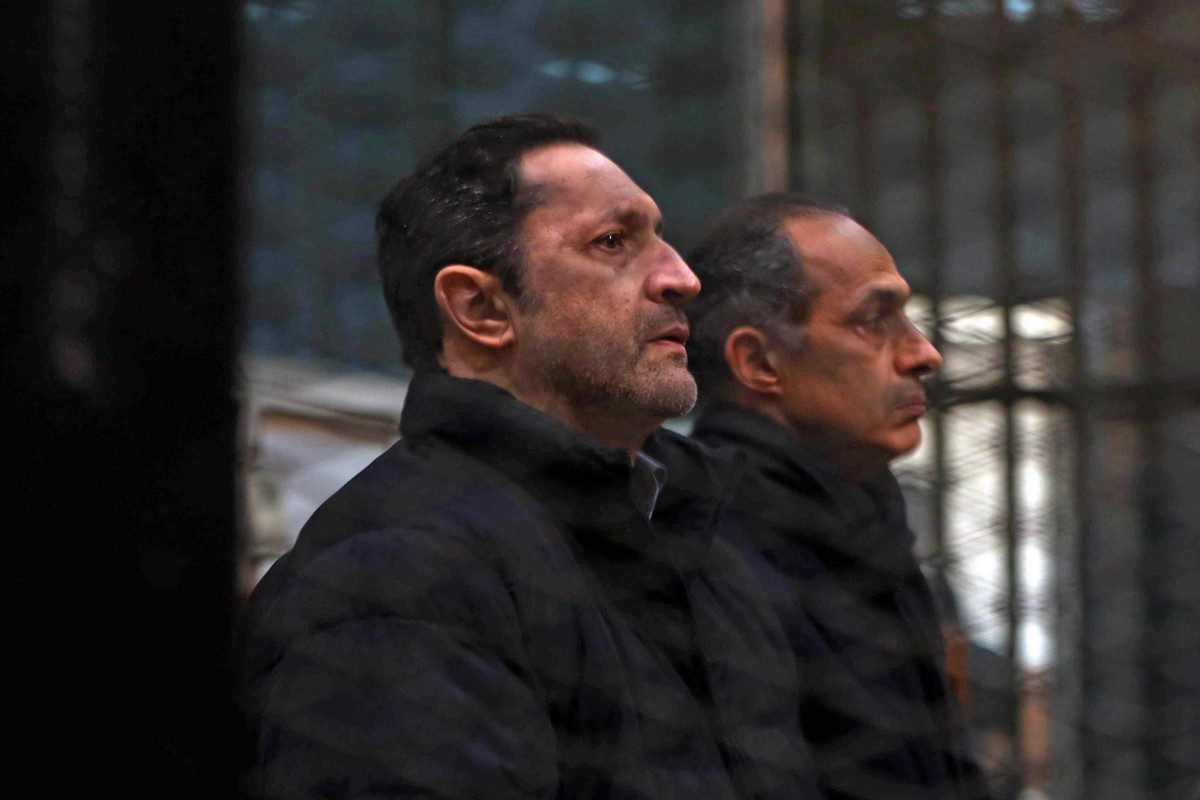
601, 204, 663, 234
853, 284, 908, 310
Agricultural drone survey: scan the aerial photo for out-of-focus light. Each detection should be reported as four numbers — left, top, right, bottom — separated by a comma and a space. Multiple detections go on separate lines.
539, 58, 642, 89
1020, 622, 1051, 670
905, 294, 935, 338
538, 59, 570, 80
941, 296, 1004, 343
1013, 301, 1071, 340
577, 61, 615, 85
280, 0, 316, 25
1005, 0, 1035, 21
1070, 0, 1124, 22
620, 70, 649, 90
243, 0, 315, 25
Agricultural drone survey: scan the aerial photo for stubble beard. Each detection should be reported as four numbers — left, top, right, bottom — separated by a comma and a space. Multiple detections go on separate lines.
525, 314, 698, 424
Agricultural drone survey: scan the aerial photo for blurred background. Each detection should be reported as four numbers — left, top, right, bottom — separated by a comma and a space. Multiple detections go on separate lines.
12, 1, 1196, 797
239, 3, 1198, 798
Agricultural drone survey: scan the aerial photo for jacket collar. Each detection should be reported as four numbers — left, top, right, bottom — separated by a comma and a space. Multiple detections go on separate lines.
400, 371, 727, 571
643, 426, 746, 571
692, 401, 916, 583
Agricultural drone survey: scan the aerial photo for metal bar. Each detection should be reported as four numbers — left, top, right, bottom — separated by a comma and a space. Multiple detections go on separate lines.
786, 0, 825, 191
785, 0, 804, 189
991, 0, 1022, 795
931, 379, 1200, 411
1056, 10, 1092, 797
1056, 10, 1094, 796
920, 0, 949, 583
853, 76, 875, 230
745, 0, 791, 195
800, 0, 825, 193
1128, 18, 1169, 798
836, 0, 1196, 116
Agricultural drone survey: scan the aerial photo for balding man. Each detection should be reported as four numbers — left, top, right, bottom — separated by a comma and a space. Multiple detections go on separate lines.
685, 193, 990, 800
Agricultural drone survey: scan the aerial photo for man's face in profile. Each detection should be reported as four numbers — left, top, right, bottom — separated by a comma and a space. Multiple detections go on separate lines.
773, 214, 943, 469
510, 144, 701, 421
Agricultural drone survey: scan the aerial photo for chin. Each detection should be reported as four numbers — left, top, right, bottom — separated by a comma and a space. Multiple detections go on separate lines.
885, 426, 923, 459
628, 366, 697, 419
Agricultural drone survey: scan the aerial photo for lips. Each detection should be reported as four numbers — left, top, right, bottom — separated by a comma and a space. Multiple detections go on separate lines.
894, 392, 928, 415
650, 324, 689, 346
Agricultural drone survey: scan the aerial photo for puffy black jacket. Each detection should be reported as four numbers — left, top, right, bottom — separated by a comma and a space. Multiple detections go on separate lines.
245, 372, 820, 800
692, 403, 991, 800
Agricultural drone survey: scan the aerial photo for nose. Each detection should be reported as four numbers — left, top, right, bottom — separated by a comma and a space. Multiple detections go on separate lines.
896, 320, 943, 377
646, 241, 701, 305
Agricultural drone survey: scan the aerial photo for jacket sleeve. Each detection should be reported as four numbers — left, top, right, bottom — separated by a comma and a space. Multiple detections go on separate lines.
249, 526, 559, 800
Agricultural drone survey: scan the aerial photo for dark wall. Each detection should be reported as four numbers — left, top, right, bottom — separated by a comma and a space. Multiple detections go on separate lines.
7, 3, 245, 794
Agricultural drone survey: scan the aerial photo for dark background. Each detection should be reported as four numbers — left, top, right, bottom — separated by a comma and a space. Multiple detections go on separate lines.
8, 3, 245, 795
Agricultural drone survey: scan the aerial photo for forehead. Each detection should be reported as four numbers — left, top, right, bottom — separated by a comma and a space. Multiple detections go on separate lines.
781, 214, 908, 303
518, 143, 659, 226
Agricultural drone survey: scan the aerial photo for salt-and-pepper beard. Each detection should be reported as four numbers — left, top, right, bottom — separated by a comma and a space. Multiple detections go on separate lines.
521, 305, 698, 423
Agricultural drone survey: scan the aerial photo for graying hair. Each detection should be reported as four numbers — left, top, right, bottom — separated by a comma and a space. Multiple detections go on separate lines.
685, 192, 849, 400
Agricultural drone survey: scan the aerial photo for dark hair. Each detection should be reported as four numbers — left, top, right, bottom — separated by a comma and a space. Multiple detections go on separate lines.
376, 114, 599, 371
685, 192, 849, 398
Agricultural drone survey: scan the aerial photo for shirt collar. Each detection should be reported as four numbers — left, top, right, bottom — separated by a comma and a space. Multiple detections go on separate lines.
631, 450, 668, 521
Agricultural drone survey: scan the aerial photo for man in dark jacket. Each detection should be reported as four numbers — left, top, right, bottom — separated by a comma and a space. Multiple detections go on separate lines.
245, 116, 817, 799
685, 193, 991, 800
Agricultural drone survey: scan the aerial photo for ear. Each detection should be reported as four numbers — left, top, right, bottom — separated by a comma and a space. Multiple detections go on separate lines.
433, 265, 516, 352
724, 325, 784, 396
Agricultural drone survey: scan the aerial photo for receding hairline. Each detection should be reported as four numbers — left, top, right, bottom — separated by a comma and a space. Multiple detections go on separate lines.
514, 142, 661, 230
513, 141, 614, 200
779, 211, 898, 291
776, 206, 857, 242
742, 201, 853, 289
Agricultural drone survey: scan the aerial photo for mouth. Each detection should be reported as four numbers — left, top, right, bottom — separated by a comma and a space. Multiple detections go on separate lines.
649, 324, 689, 349
894, 392, 928, 416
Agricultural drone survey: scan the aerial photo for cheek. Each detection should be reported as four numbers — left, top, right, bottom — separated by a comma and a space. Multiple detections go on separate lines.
529, 292, 638, 351
545, 276, 638, 316
783, 361, 893, 435
790, 351, 874, 405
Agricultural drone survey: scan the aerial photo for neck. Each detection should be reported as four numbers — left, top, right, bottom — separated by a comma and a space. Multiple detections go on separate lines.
522, 391, 654, 456
803, 437, 889, 484
443, 358, 652, 457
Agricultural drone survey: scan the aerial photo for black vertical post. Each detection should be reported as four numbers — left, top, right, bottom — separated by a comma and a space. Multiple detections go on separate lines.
1128, 16, 1168, 799
853, 76, 876, 231
992, 1, 1022, 796
433, 0, 459, 145
1056, 11, 1093, 799
11, 1, 244, 794
785, 0, 804, 190
919, 0, 948, 586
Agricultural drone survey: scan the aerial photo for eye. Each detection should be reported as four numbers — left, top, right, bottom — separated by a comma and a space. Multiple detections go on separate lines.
855, 307, 904, 337
594, 231, 625, 251
859, 309, 889, 329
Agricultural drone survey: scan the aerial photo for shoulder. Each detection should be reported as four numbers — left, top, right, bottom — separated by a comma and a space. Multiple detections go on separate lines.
246, 437, 581, 677
281, 434, 573, 576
